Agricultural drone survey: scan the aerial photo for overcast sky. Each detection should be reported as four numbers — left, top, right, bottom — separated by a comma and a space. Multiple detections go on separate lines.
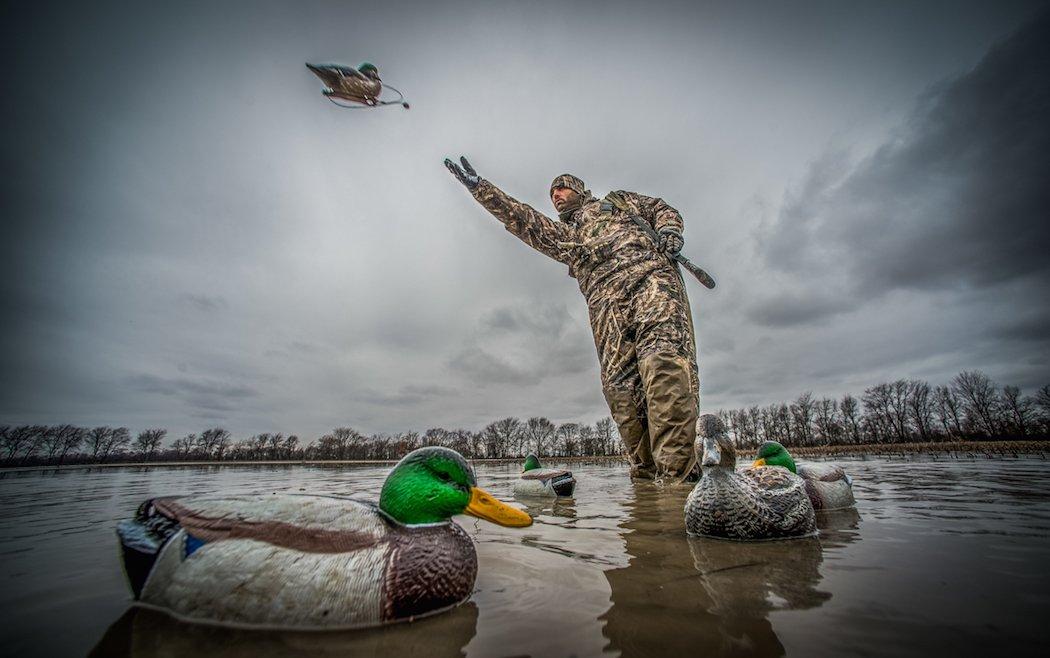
2, 0, 1048, 441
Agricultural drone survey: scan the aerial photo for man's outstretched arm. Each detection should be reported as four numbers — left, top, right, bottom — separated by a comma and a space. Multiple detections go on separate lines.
445, 156, 575, 264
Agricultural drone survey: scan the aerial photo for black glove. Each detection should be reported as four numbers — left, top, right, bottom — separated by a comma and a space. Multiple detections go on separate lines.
444, 156, 480, 190
659, 228, 683, 256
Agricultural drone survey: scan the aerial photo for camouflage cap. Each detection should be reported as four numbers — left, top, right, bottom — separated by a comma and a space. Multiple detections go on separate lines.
550, 173, 586, 196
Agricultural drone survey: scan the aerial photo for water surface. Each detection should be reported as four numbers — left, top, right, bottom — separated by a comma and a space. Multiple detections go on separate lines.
1, 457, 1048, 657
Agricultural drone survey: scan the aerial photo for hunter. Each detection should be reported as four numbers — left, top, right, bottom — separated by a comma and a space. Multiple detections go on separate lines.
445, 157, 700, 481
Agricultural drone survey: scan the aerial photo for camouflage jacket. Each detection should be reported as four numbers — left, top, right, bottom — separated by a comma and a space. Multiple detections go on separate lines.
470, 179, 684, 300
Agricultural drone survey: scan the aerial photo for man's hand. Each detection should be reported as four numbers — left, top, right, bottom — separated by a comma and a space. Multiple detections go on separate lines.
444, 156, 480, 190
659, 228, 683, 256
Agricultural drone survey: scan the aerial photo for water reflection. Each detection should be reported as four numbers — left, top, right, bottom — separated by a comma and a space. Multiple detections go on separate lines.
514, 495, 578, 521
601, 483, 861, 657
89, 602, 479, 657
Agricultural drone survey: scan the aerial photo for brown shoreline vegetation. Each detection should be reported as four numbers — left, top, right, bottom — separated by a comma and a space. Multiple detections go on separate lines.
2, 370, 1048, 470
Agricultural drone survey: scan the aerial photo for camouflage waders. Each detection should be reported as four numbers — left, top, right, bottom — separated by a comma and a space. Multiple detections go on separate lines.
469, 178, 699, 480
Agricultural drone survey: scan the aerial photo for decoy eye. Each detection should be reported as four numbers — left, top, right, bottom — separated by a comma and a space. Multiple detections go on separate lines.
437, 471, 452, 482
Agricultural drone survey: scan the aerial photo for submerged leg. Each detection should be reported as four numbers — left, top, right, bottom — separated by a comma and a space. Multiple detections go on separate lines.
603, 386, 655, 478
638, 352, 698, 479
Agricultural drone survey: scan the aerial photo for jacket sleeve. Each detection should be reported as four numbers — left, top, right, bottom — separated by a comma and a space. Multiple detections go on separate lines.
470, 179, 575, 265
620, 191, 684, 236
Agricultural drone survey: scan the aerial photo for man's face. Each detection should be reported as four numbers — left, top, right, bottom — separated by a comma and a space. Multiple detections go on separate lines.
551, 186, 579, 212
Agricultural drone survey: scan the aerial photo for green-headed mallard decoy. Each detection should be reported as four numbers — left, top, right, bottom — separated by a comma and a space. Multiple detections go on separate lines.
116, 447, 531, 630
306, 61, 383, 106
511, 454, 575, 497
752, 441, 855, 511
685, 415, 816, 541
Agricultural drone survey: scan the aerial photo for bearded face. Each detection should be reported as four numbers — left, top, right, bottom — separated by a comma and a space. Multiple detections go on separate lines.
551, 186, 581, 213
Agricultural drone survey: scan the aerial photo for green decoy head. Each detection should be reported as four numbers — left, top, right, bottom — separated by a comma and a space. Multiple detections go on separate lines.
358, 62, 380, 79
752, 441, 797, 473
379, 447, 532, 527
522, 454, 541, 472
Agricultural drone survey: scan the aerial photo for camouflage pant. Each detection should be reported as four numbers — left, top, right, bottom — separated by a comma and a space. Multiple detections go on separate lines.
587, 266, 699, 480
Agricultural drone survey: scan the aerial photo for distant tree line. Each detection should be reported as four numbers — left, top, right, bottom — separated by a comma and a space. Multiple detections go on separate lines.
716, 371, 1050, 451
0, 416, 624, 467
3, 370, 1046, 468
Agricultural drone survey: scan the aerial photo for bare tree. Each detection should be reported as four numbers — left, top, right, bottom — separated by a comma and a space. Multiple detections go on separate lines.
445, 429, 472, 457
952, 371, 1001, 436
862, 384, 893, 443
313, 428, 359, 460
521, 417, 554, 456
3, 425, 43, 461
763, 404, 787, 445
1001, 386, 1034, 436
595, 417, 618, 455
578, 424, 597, 455
172, 435, 195, 459
935, 385, 965, 439
840, 394, 861, 444
284, 435, 300, 459
38, 426, 66, 462
813, 398, 841, 446
134, 429, 167, 461
1036, 385, 1050, 434
485, 417, 522, 458
907, 381, 935, 442
100, 427, 131, 461
85, 427, 113, 461
790, 393, 815, 446
886, 380, 913, 442
469, 430, 483, 459
555, 423, 582, 456
759, 406, 778, 444
58, 425, 86, 463
747, 406, 763, 445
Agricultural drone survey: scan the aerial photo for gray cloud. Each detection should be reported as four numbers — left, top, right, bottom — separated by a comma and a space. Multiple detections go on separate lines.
745, 289, 857, 328
448, 300, 595, 387
758, 11, 1050, 300
448, 346, 542, 386
356, 383, 456, 407
480, 303, 574, 337
126, 373, 258, 414
181, 293, 228, 312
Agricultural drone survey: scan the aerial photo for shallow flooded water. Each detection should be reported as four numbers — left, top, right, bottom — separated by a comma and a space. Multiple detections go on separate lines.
1, 456, 1048, 657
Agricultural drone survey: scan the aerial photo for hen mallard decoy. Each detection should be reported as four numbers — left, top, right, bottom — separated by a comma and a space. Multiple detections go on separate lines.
752, 441, 856, 511
116, 447, 531, 630
306, 62, 384, 106
511, 454, 575, 497
685, 415, 816, 541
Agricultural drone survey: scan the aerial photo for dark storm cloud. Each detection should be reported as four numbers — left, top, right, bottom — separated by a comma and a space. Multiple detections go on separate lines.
758, 10, 1050, 305
986, 312, 1050, 343
744, 289, 857, 328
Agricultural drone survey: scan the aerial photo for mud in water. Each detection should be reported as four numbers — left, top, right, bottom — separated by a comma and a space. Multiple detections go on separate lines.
1, 457, 1048, 657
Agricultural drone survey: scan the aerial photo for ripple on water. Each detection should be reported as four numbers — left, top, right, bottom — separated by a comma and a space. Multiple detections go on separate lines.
1, 457, 1049, 657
